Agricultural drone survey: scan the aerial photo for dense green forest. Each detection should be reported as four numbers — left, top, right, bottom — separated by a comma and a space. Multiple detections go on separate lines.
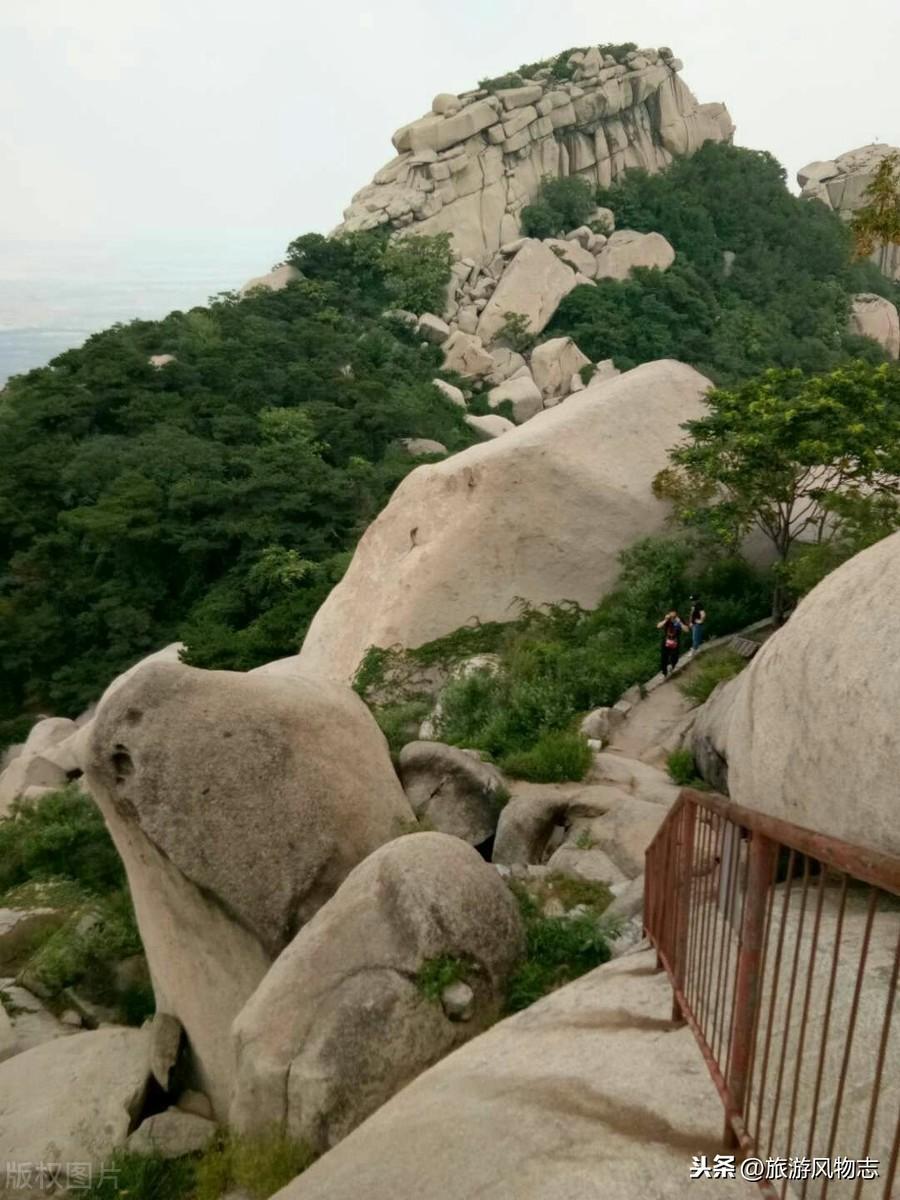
0, 143, 896, 730
0, 233, 469, 728
547, 143, 898, 382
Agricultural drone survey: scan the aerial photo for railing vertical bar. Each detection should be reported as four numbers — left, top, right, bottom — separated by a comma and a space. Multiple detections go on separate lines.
672, 801, 697, 1022
781, 859, 827, 1198
693, 814, 715, 1027
754, 849, 796, 1153
765, 854, 811, 1161
684, 805, 704, 1011
742, 842, 780, 1138
710, 816, 729, 1041
724, 829, 777, 1150
724, 828, 751, 1083
854, 922, 900, 1200
714, 822, 745, 1066
800, 872, 848, 1200
820, 886, 880, 1200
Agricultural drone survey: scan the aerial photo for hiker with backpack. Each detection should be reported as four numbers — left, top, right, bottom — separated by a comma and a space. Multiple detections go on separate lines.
657, 609, 685, 677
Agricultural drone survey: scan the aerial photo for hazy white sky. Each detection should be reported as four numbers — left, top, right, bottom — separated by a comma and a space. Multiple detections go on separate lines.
2, 0, 898, 248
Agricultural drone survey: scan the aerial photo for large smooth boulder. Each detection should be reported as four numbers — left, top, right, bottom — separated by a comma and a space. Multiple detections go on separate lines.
239, 263, 301, 297
486, 374, 543, 423
476, 240, 578, 343
397, 742, 506, 846
594, 230, 675, 281
848, 293, 900, 359
693, 532, 900, 857
86, 661, 413, 1115
298, 360, 712, 684
530, 337, 591, 399
441, 330, 493, 377
230, 834, 524, 1152
0, 1027, 150, 1168
464, 412, 515, 439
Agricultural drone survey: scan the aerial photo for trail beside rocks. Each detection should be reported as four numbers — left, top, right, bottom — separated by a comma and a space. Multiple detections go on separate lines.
274, 946, 756, 1200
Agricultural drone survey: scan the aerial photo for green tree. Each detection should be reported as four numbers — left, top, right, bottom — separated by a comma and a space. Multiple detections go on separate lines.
850, 152, 900, 271
655, 362, 900, 619
521, 175, 596, 239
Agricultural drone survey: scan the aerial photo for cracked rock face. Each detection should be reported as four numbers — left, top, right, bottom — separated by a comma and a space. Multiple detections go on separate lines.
229, 833, 524, 1151
335, 44, 732, 263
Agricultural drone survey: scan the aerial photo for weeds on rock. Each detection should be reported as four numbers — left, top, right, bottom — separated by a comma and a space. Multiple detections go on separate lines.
373, 698, 431, 756
415, 954, 474, 1003
666, 748, 698, 786
678, 648, 746, 706
504, 884, 615, 1013
81, 1150, 196, 1199
0, 786, 152, 1024
81, 1130, 316, 1200
194, 1129, 316, 1200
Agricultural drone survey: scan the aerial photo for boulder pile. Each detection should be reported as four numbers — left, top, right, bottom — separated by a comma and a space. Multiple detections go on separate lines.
337, 45, 732, 262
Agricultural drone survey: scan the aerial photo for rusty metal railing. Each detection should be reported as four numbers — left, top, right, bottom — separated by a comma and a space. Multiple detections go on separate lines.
644, 788, 900, 1199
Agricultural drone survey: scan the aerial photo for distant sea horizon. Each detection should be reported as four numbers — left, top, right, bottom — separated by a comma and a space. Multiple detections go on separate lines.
0, 232, 296, 387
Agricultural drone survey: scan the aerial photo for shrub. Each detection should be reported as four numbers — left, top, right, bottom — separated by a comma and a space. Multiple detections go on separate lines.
495, 311, 537, 354
24, 889, 144, 1004
520, 201, 563, 240
666, 748, 697, 786
373, 697, 431, 755
415, 954, 472, 1002
0, 787, 124, 897
478, 72, 524, 91
500, 730, 592, 782
521, 175, 596, 240
598, 42, 638, 63
505, 885, 613, 1012
383, 233, 454, 315
679, 649, 746, 706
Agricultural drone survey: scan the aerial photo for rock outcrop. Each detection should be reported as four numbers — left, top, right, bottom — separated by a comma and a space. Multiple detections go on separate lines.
0, 1027, 151, 1169
848, 293, 900, 359
798, 144, 900, 280
297, 360, 712, 684
85, 660, 413, 1115
239, 263, 301, 296
337, 45, 733, 263
397, 741, 506, 846
230, 834, 524, 1151
692, 531, 900, 857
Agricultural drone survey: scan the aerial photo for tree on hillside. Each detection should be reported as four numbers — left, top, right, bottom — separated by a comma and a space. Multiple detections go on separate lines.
850, 152, 900, 271
654, 361, 900, 620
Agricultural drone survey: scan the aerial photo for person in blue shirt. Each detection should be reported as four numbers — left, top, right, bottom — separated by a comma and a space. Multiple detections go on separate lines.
689, 596, 706, 653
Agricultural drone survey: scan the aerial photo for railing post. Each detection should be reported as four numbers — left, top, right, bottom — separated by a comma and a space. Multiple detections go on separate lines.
671, 801, 697, 1022
724, 829, 776, 1148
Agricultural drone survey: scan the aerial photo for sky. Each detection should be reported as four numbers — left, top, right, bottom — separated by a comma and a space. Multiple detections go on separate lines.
2, 0, 899, 250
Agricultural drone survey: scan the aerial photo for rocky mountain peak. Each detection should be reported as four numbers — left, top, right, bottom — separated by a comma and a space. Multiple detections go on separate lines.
336, 43, 733, 262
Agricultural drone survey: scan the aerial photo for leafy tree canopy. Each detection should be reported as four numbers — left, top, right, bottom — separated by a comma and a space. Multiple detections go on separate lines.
655, 360, 900, 616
